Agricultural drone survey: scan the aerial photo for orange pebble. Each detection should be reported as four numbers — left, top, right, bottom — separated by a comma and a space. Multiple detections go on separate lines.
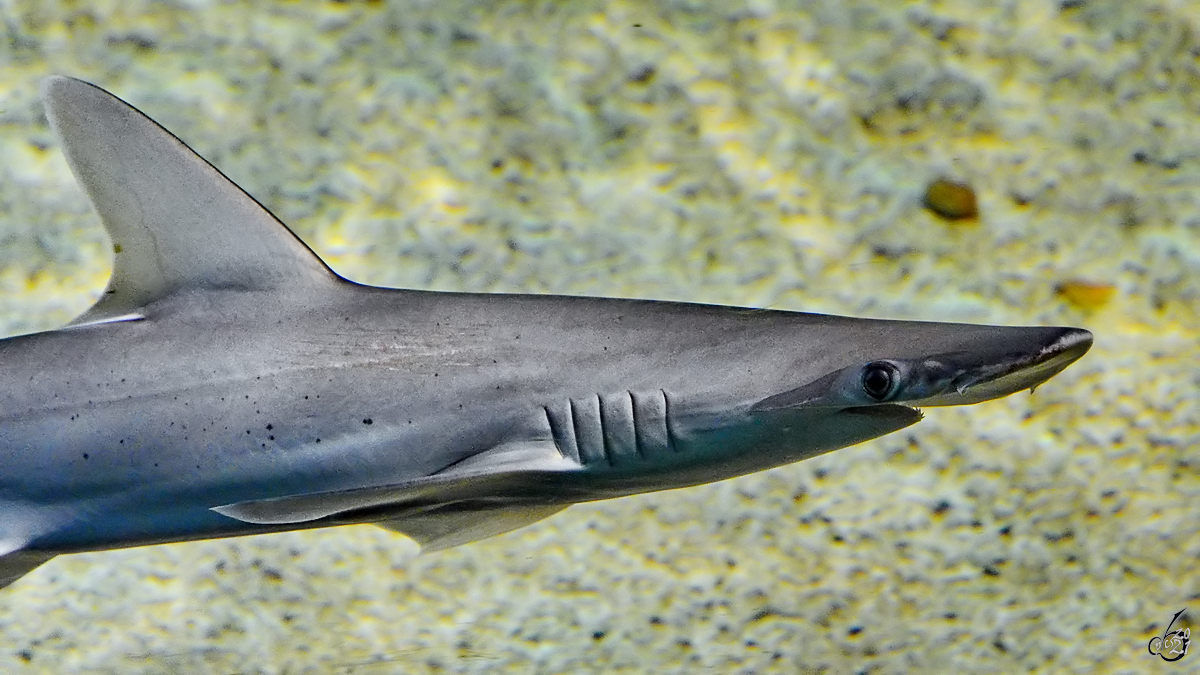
924, 179, 978, 221
1056, 280, 1115, 310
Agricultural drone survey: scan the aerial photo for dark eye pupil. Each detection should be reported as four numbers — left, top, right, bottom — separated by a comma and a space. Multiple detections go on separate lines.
862, 363, 895, 400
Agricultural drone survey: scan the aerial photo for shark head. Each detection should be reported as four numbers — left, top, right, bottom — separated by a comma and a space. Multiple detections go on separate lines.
535, 319, 1092, 498
750, 322, 1094, 412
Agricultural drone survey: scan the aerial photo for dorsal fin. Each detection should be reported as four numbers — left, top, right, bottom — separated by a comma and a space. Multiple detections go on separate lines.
41, 76, 342, 325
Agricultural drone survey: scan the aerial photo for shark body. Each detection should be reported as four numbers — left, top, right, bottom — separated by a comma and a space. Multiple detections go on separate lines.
0, 77, 1091, 588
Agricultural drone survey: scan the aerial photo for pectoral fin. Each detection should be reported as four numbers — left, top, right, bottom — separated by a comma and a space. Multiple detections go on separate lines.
210, 471, 486, 526
374, 504, 568, 552
0, 538, 53, 590
211, 441, 576, 541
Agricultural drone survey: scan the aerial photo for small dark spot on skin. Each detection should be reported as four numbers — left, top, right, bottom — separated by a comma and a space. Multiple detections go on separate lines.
315, 439, 321, 443
649, 616, 662, 625
632, 23, 642, 27
17, 650, 32, 663
848, 626, 862, 636
246, 430, 251, 434
119, 439, 124, 444
999, 525, 1012, 536
266, 424, 273, 430
982, 565, 1000, 576
363, 418, 373, 425
932, 500, 951, 515
592, 631, 605, 640
82, 453, 89, 460
268, 436, 274, 441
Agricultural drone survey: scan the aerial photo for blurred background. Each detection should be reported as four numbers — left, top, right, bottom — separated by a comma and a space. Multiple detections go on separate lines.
0, 1, 1195, 673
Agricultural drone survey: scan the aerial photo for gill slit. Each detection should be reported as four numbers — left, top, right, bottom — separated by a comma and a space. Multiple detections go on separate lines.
663, 389, 679, 453
596, 394, 614, 466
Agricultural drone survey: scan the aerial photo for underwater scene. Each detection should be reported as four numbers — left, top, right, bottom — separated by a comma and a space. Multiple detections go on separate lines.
0, 1, 1196, 673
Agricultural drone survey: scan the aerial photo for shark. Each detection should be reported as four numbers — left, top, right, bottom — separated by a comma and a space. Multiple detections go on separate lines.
0, 76, 1092, 589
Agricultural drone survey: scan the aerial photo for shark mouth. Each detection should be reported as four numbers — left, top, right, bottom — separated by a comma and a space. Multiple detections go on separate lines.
914, 327, 1093, 407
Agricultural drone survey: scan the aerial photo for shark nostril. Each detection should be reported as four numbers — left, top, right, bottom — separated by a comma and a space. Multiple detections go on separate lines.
861, 362, 898, 401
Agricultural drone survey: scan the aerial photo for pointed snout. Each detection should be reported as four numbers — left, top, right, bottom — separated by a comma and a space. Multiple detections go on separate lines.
910, 326, 1092, 406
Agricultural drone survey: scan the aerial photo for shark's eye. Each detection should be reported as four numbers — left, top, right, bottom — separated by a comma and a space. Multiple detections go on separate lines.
861, 362, 899, 401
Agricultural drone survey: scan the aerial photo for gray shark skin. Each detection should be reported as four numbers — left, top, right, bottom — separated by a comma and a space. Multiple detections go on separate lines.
0, 77, 1092, 589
